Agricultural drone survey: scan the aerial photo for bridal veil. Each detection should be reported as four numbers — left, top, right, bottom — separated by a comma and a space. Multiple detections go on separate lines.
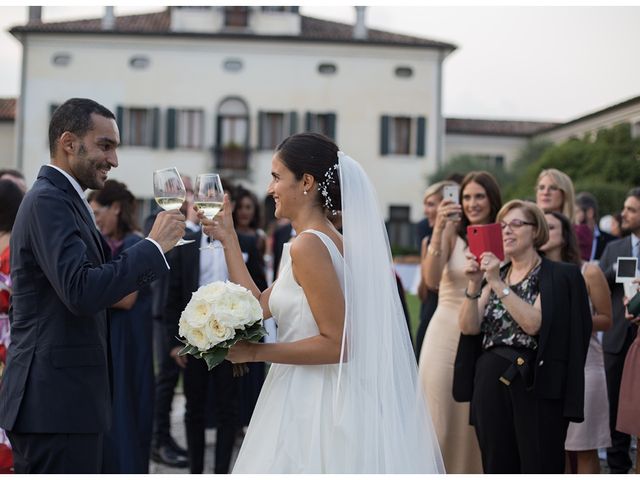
334, 152, 445, 473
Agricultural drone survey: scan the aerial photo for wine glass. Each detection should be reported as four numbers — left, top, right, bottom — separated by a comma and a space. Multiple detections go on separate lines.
194, 173, 225, 250
153, 167, 194, 246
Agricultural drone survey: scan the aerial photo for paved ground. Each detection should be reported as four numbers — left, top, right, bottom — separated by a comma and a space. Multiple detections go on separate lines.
150, 392, 637, 474
149, 392, 243, 474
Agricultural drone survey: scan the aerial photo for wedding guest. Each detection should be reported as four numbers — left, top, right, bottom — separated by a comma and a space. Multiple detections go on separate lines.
598, 188, 640, 473
0, 179, 25, 473
0, 98, 185, 474
611, 212, 624, 238
415, 180, 457, 359
232, 186, 267, 426
617, 279, 640, 474
88, 181, 154, 473
458, 200, 591, 473
575, 191, 616, 261
535, 168, 594, 261
540, 211, 612, 473
0, 169, 27, 194
418, 171, 502, 473
166, 181, 240, 474
147, 176, 194, 469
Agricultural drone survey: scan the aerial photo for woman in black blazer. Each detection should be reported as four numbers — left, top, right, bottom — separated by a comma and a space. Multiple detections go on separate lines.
457, 200, 591, 473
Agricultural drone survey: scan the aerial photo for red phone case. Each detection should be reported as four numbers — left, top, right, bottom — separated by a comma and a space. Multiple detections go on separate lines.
467, 223, 504, 261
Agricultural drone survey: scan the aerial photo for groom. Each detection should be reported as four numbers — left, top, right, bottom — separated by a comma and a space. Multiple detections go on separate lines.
0, 98, 185, 473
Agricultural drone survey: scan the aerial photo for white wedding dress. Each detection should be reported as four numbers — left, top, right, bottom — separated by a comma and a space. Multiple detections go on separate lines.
232, 153, 443, 474
232, 230, 346, 473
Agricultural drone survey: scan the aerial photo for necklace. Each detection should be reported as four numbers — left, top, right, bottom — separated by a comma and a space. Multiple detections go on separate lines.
506, 255, 541, 286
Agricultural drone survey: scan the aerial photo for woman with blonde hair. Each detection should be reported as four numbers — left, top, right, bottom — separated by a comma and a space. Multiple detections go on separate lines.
535, 168, 576, 222
415, 180, 458, 358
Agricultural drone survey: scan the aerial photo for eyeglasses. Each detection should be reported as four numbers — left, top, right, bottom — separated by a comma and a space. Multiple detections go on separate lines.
536, 184, 560, 193
500, 219, 535, 230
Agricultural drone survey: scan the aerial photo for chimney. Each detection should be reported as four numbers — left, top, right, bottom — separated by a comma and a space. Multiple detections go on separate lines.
102, 6, 115, 30
353, 6, 367, 40
28, 6, 42, 24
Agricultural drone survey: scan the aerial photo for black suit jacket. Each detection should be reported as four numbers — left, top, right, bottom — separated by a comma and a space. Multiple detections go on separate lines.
599, 235, 638, 355
593, 229, 616, 261
534, 257, 592, 422
0, 166, 167, 433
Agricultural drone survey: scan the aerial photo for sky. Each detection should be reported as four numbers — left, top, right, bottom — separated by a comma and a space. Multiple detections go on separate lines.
1, 4, 640, 122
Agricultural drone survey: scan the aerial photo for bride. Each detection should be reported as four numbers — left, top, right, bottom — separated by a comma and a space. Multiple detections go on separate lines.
199, 133, 444, 473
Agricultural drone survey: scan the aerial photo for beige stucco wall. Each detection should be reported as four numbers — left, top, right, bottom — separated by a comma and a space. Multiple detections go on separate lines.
18, 33, 443, 221
444, 133, 528, 168
0, 121, 16, 170
536, 101, 640, 144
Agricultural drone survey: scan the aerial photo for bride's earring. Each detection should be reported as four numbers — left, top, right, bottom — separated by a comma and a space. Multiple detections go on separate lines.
303, 190, 308, 196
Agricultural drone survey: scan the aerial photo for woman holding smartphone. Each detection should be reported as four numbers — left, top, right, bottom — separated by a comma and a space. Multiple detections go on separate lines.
418, 171, 502, 473
458, 200, 591, 473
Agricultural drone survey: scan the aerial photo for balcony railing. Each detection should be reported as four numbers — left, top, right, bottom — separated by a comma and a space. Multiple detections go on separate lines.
212, 145, 250, 171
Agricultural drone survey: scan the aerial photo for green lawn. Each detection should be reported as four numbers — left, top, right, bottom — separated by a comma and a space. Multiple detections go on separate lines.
406, 293, 421, 347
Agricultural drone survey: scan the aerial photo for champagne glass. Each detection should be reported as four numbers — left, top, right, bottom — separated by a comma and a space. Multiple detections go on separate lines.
153, 167, 194, 246
194, 173, 225, 250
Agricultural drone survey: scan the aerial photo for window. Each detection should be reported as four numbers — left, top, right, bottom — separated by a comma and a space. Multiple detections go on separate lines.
129, 55, 150, 70
52, 53, 71, 67
166, 108, 204, 149
632, 120, 640, 139
258, 111, 297, 150
469, 154, 506, 169
224, 6, 249, 27
318, 63, 337, 75
387, 205, 413, 249
305, 112, 336, 139
395, 66, 413, 78
215, 97, 250, 170
223, 58, 243, 72
117, 107, 160, 148
380, 115, 427, 157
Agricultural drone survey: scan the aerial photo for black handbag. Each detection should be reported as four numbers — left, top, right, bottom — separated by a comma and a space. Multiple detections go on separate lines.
452, 333, 483, 402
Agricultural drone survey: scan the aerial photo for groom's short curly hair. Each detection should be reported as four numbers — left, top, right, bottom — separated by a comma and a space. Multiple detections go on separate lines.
275, 132, 342, 213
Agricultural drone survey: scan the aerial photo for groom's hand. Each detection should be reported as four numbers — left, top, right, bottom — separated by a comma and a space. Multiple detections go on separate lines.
148, 210, 186, 252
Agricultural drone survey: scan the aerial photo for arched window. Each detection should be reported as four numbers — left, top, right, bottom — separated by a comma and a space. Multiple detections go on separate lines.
216, 97, 250, 170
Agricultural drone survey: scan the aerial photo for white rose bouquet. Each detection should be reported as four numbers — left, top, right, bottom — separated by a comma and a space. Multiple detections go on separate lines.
177, 280, 265, 372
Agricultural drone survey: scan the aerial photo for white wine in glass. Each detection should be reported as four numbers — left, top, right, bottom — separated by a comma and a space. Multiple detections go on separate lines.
153, 167, 195, 246
194, 173, 224, 250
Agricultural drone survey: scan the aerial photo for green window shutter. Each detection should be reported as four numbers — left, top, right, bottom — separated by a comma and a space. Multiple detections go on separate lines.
166, 108, 176, 150
305, 112, 312, 132
116, 106, 124, 137
289, 111, 298, 136
258, 111, 265, 150
151, 107, 160, 149
416, 116, 426, 157
327, 113, 336, 140
380, 115, 390, 155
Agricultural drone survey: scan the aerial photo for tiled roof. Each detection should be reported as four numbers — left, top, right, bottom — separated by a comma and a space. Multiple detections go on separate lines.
446, 117, 560, 137
537, 94, 640, 134
9, 8, 456, 51
0, 98, 16, 121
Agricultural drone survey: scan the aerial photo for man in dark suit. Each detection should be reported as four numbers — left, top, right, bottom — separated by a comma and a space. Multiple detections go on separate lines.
165, 228, 240, 474
0, 98, 185, 473
576, 191, 616, 261
598, 187, 640, 474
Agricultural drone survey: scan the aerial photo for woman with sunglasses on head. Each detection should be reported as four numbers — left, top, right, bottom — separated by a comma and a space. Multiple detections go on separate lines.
458, 200, 592, 473
418, 171, 502, 473
540, 211, 612, 473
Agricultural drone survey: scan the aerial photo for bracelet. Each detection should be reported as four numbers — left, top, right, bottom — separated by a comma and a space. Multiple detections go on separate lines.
428, 245, 441, 257
464, 287, 482, 299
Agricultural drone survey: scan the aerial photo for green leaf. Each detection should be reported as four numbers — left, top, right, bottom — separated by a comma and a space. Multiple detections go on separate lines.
202, 347, 229, 371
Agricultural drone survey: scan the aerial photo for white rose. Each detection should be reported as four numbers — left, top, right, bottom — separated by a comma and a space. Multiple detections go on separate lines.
181, 297, 211, 329
205, 318, 235, 344
179, 317, 211, 351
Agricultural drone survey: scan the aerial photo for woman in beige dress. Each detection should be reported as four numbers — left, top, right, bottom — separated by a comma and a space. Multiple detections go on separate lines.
418, 171, 502, 473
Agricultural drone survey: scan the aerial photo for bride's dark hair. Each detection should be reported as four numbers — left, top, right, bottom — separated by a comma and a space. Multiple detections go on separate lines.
276, 132, 342, 212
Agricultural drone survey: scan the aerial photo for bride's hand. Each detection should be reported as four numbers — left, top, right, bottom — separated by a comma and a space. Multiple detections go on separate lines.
227, 341, 257, 363
197, 193, 235, 245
